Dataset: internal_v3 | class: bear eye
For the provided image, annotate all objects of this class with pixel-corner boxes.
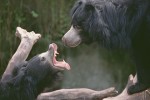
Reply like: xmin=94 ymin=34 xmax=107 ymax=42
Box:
xmin=78 ymin=1 xmax=82 ymax=5
xmin=41 ymin=57 xmax=46 ymax=61
xmin=74 ymin=25 xmax=81 ymax=30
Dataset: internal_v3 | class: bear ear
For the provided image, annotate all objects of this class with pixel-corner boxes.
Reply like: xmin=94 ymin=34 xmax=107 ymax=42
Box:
xmin=85 ymin=4 xmax=95 ymax=11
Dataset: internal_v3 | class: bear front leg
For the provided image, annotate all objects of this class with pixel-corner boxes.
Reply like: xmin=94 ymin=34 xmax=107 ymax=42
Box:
xmin=127 ymin=71 xmax=150 ymax=94
xmin=1 ymin=27 xmax=41 ymax=81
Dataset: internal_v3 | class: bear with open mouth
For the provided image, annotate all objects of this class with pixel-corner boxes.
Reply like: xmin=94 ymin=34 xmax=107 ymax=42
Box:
xmin=0 ymin=32 xmax=70 ymax=100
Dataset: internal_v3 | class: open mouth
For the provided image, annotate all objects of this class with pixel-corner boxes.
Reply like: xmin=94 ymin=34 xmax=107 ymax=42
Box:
xmin=49 ymin=43 xmax=70 ymax=70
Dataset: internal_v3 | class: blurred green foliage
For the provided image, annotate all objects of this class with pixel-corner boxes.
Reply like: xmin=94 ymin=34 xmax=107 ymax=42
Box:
xmin=0 ymin=0 xmax=75 ymax=75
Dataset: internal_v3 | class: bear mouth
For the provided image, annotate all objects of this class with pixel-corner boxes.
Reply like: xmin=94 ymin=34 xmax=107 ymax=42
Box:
xmin=50 ymin=43 xmax=70 ymax=70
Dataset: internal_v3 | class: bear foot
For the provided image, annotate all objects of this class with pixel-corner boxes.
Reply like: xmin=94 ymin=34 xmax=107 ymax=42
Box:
xmin=127 ymin=82 xmax=149 ymax=94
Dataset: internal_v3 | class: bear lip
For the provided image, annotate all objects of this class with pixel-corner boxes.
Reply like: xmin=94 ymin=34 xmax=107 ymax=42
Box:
xmin=50 ymin=43 xmax=70 ymax=70
xmin=66 ymin=40 xmax=81 ymax=47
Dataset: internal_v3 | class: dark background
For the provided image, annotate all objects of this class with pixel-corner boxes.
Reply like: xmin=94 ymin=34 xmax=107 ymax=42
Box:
xmin=0 ymin=0 xmax=135 ymax=92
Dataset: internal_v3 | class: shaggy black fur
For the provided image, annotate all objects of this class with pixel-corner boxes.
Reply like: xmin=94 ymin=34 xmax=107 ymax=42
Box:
xmin=70 ymin=0 xmax=150 ymax=94
xmin=0 ymin=54 xmax=63 ymax=100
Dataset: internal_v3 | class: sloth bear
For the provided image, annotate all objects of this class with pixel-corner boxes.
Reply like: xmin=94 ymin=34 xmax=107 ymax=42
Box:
xmin=62 ymin=0 xmax=150 ymax=94
xmin=0 ymin=43 xmax=70 ymax=100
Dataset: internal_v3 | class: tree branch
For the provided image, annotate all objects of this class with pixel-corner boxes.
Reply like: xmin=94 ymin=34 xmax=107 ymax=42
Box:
xmin=37 ymin=75 xmax=150 ymax=100
xmin=103 ymin=75 xmax=150 ymax=100
xmin=1 ymin=27 xmax=41 ymax=81
xmin=37 ymin=87 xmax=118 ymax=100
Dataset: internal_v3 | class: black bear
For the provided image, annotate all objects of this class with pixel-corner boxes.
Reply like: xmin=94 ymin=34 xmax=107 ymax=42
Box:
xmin=0 ymin=43 xmax=70 ymax=100
xmin=62 ymin=0 xmax=150 ymax=94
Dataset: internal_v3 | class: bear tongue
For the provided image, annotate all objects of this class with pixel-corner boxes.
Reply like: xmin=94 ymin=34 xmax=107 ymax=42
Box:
xmin=53 ymin=58 xmax=70 ymax=70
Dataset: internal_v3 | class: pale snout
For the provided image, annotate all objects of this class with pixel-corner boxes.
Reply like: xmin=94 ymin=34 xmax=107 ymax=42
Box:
xmin=62 ymin=26 xmax=82 ymax=47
